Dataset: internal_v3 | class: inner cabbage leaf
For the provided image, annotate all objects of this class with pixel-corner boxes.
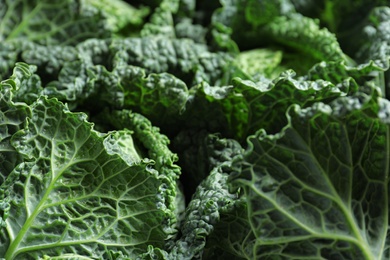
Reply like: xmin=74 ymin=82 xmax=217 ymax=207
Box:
xmin=228 ymin=92 xmax=390 ymax=259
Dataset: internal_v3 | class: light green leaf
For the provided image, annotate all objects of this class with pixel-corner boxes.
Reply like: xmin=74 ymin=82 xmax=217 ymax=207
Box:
xmin=235 ymin=48 xmax=285 ymax=79
xmin=1 ymin=97 xmax=172 ymax=259
xmin=0 ymin=0 xmax=110 ymax=45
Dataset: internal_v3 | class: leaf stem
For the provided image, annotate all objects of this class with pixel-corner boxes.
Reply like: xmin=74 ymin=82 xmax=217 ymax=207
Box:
xmin=4 ymin=173 xmax=54 ymax=260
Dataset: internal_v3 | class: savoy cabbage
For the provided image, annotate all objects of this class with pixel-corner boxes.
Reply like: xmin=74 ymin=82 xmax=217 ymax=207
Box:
xmin=0 ymin=0 xmax=389 ymax=259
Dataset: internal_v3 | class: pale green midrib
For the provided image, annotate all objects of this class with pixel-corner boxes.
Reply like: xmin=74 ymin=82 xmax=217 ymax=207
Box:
xmin=12 ymin=233 xmax=147 ymax=256
xmin=5 ymin=4 xmax=43 ymax=41
xmin=376 ymin=126 xmax=390 ymax=260
xmin=243 ymin=135 xmax=332 ymax=237
xmin=281 ymin=123 xmax=376 ymax=259
xmin=5 ymin=159 xmax=89 ymax=260
xmin=39 ymin=254 xmax=96 ymax=260
xmin=41 ymin=165 xmax=152 ymax=210
xmin=248 ymin=182 xmax=366 ymax=245
xmin=4 ymin=174 xmax=57 ymax=260
xmin=339 ymin=120 xmax=390 ymax=260
xmin=13 ymin=204 xmax=162 ymax=256
xmin=26 ymin=19 xmax=77 ymax=45
xmin=5 ymin=140 xmax=155 ymax=259
xmin=380 ymin=71 xmax=387 ymax=98
xmin=5 ymin=123 xmax=88 ymax=259
xmin=257 ymin=149 xmax=352 ymax=231
xmin=254 ymin=233 xmax=362 ymax=246
xmin=248 ymin=178 xmax=365 ymax=246
xmin=307 ymin=121 xmax=376 ymax=260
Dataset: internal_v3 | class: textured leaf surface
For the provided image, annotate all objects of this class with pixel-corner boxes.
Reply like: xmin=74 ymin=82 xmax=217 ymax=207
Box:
xmin=170 ymin=169 xmax=240 ymax=259
xmin=0 ymin=64 xmax=32 ymax=233
xmin=1 ymin=1 xmax=390 ymax=259
xmin=230 ymin=94 xmax=390 ymax=259
xmin=183 ymin=70 xmax=353 ymax=141
xmin=0 ymin=0 xmax=110 ymax=45
xmin=86 ymin=0 xmax=150 ymax=36
xmin=1 ymin=97 xmax=170 ymax=259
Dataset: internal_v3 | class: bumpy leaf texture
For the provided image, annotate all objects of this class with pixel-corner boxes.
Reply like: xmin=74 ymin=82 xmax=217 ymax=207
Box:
xmin=0 ymin=64 xmax=32 ymax=229
xmin=169 ymin=168 xmax=240 ymax=259
xmin=0 ymin=0 xmax=110 ymax=46
xmin=1 ymin=1 xmax=390 ymax=259
xmin=182 ymin=70 xmax=354 ymax=141
xmin=1 ymin=96 xmax=176 ymax=259
xmin=212 ymin=0 xmax=347 ymax=72
xmin=86 ymin=0 xmax=150 ymax=36
xmin=229 ymin=91 xmax=390 ymax=259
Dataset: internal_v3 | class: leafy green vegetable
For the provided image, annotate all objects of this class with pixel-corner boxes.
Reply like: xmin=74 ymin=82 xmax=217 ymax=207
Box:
xmin=1 ymin=0 xmax=390 ymax=259
xmin=228 ymin=91 xmax=390 ymax=259
xmin=0 ymin=64 xmax=181 ymax=259
xmin=180 ymin=70 xmax=355 ymax=141
xmin=87 ymin=0 xmax=150 ymax=36
xmin=0 ymin=0 xmax=110 ymax=46
xmin=4 ymin=99 xmax=166 ymax=259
